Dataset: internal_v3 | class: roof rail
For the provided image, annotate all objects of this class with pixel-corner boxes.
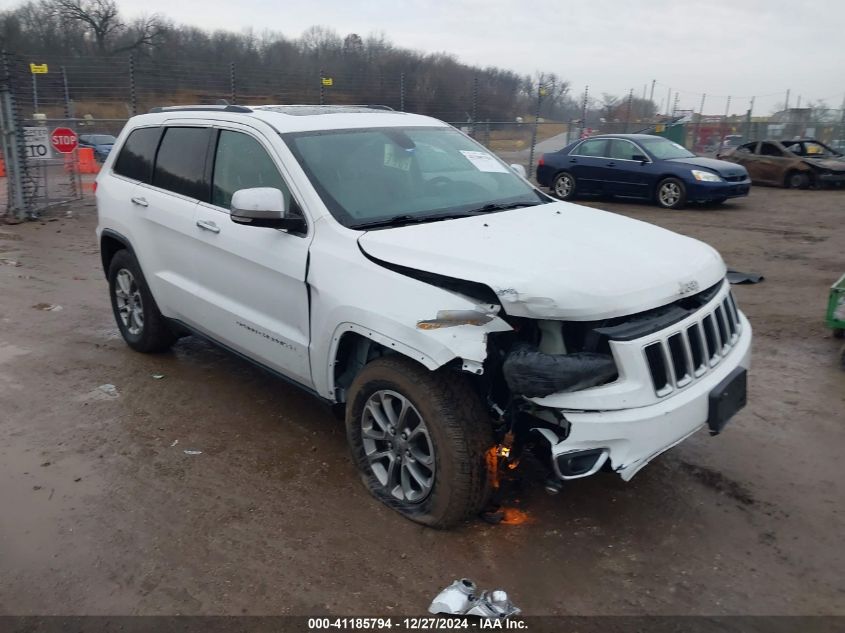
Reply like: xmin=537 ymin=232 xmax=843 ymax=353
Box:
xmin=148 ymin=104 xmax=252 ymax=114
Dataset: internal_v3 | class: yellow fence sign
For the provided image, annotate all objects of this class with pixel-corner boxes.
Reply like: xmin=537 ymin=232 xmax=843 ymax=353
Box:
xmin=29 ymin=63 xmax=48 ymax=74
xmin=321 ymin=77 xmax=333 ymax=86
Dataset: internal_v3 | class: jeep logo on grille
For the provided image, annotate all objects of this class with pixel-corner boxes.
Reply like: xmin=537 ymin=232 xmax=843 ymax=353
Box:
xmin=678 ymin=280 xmax=700 ymax=295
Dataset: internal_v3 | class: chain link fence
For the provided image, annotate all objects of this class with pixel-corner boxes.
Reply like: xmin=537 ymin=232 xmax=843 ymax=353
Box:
xmin=3 ymin=49 xmax=842 ymax=219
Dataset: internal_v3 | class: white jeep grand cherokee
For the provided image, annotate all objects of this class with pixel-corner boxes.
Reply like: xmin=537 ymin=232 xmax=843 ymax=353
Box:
xmin=96 ymin=104 xmax=751 ymax=527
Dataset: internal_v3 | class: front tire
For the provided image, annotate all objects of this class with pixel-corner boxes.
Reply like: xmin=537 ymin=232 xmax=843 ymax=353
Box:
xmin=108 ymin=250 xmax=177 ymax=353
xmin=656 ymin=177 xmax=687 ymax=209
xmin=551 ymin=171 xmax=576 ymax=200
xmin=345 ymin=356 xmax=493 ymax=528
xmin=785 ymin=170 xmax=810 ymax=189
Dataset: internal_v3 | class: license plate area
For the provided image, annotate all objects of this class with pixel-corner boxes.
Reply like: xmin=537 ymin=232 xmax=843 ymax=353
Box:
xmin=707 ymin=367 xmax=747 ymax=435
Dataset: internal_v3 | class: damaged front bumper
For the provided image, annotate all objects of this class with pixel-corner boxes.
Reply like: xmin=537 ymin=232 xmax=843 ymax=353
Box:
xmin=532 ymin=311 xmax=752 ymax=482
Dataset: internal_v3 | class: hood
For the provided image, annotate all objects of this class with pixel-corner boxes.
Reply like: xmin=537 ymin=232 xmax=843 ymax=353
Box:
xmin=358 ymin=202 xmax=726 ymax=320
xmin=667 ymin=156 xmax=747 ymax=177
xmin=805 ymin=157 xmax=845 ymax=171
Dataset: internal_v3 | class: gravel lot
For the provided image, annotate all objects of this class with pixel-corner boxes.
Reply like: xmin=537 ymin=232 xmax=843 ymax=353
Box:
xmin=0 ymin=186 xmax=843 ymax=616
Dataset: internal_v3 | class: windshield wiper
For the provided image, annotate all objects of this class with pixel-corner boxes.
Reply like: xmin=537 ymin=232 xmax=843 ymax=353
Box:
xmin=462 ymin=201 xmax=541 ymax=214
xmin=352 ymin=212 xmax=477 ymax=230
xmin=352 ymin=200 xmax=543 ymax=230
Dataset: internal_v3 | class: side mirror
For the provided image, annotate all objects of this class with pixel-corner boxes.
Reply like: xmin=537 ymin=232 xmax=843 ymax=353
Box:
xmin=510 ymin=164 xmax=527 ymax=178
xmin=631 ymin=154 xmax=648 ymax=163
xmin=230 ymin=187 xmax=306 ymax=232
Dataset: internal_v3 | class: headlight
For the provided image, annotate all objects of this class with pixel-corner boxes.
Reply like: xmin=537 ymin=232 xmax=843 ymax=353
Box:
xmin=692 ymin=169 xmax=722 ymax=182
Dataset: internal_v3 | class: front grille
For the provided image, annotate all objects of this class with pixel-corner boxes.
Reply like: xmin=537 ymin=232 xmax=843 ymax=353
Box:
xmin=724 ymin=174 xmax=747 ymax=182
xmin=644 ymin=290 xmax=742 ymax=397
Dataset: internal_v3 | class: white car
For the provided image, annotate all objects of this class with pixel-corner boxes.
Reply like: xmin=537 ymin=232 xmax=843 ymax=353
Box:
xmin=96 ymin=104 xmax=752 ymax=527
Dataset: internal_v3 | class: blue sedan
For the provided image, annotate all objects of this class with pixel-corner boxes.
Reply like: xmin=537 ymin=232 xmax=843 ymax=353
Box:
xmin=78 ymin=134 xmax=117 ymax=163
xmin=536 ymin=134 xmax=750 ymax=209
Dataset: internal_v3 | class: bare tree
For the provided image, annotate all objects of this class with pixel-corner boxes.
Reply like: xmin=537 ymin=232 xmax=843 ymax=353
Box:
xmin=600 ymin=93 xmax=620 ymax=121
xmin=49 ymin=0 xmax=122 ymax=54
xmin=111 ymin=13 xmax=166 ymax=54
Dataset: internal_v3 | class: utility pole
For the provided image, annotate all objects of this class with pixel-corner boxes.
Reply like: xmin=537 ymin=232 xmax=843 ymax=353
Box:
xmin=580 ymin=84 xmax=589 ymax=138
xmin=694 ymin=93 xmax=706 ymax=152
xmin=229 ymin=62 xmax=236 ymax=105
xmin=129 ymin=54 xmax=137 ymax=116
xmin=471 ymin=74 xmax=478 ymax=137
xmin=625 ymin=88 xmax=633 ymax=132
xmin=61 ymin=66 xmax=72 ymax=119
xmin=746 ymin=96 xmax=755 ymax=140
xmin=649 ymin=79 xmax=656 ymax=119
xmin=528 ymin=77 xmax=544 ymax=179
xmin=720 ymin=96 xmax=731 ymax=144
xmin=837 ymin=94 xmax=845 ymax=144
xmin=32 ymin=73 xmax=38 ymax=114
xmin=784 ymin=88 xmax=790 ymax=112
xmin=399 ymin=72 xmax=405 ymax=112
xmin=666 ymin=86 xmax=671 ymax=116
xmin=672 ymin=92 xmax=679 ymax=119
xmin=319 ymin=68 xmax=324 ymax=106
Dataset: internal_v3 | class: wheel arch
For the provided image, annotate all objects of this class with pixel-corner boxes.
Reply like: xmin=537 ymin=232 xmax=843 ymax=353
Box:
xmin=329 ymin=326 xmax=448 ymax=404
xmin=100 ymin=229 xmax=136 ymax=279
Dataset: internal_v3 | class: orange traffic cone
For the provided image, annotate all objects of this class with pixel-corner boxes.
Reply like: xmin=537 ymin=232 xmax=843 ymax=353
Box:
xmin=77 ymin=148 xmax=99 ymax=174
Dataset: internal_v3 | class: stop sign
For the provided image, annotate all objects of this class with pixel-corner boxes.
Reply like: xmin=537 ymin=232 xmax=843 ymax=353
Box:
xmin=50 ymin=127 xmax=78 ymax=154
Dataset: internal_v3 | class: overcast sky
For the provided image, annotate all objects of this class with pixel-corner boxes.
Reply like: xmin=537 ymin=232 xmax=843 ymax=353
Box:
xmin=112 ymin=0 xmax=845 ymax=115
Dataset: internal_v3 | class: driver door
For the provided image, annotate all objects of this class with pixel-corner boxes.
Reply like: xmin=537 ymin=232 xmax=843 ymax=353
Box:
xmin=191 ymin=125 xmax=314 ymax=387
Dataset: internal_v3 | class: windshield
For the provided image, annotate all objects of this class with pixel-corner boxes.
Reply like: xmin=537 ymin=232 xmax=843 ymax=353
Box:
xmin=783 ymin=140 xmax=841 ymax=158
xmin=638 ymin=137 xmax=696 ymax=160
xmin=284 ymin=126 xmax=545 ymax=228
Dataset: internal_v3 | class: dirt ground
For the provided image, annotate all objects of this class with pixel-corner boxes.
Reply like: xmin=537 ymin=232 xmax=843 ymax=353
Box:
xmin=0 ymin=186 xmax=843 ymax=617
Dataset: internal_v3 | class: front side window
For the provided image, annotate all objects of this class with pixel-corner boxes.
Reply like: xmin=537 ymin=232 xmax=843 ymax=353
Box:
xmin=113 ymin=127 xmax=162 ymax=183
xmin=637 ymin=137 xmax=695 ymax=160
xmin=285 ymin=126 xmax=545 ymax=228
xmin=573 ymin=138 xmax=608 ymax=157
xmin=608 ymin=139 xmax=643 ymax=160
xmin=212 ymin=130 xmax=293 ymax=210
xmin=783 ymin=140 xmax=836 ymax=157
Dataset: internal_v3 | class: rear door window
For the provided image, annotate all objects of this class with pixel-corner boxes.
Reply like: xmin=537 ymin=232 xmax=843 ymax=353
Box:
xmin=759 ymin=142 xmax=784 ymax=157
xmin=113 ymin=127 xmax=162 ymax=183
xmin=573 ymin=138 xmax=608 ymax=157
xmin=151 ymin=127 xmax=211 ymax=200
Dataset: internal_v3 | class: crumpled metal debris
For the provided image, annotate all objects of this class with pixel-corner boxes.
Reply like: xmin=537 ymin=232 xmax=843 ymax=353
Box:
xmin=428 ymin=578 xmax=520 ymax=619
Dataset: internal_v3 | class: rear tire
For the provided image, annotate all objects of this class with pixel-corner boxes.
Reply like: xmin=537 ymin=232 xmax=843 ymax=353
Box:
xmin=785 ymin=170 xmax=810 ymax=189
xmin=108 ymin=250 xmax=177 ymax=353
xmin=551 ymin=171 xmax=576 ymax=200
xmin=656 ymin=177 xmax=687 ymax=209
xmin=345 ymin=356 xmax=493 ymax=528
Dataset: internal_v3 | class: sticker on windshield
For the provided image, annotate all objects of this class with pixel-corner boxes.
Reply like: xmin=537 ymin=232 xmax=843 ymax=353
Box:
xmin=384 ymin=144 xmax=413 ymax=171
xmin=459 ymin=150 xmax=509 ymax=173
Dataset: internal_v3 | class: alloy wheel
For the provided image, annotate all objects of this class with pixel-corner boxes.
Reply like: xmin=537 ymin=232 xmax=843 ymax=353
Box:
xmin=114 ymin=268 xmax=144 ymax=335
xmin=360 ymin=390 xmax=436 ymax=503
xmin=554 ymin=174 xmax=573 ymax=198
xmin=659 ymin=182 xmax=681 ymax=207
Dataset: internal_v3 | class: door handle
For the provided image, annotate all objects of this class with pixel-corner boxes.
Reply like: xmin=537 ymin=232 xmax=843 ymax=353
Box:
xmin=130 ymin=196 xmax=148 ymax=207
xmin=569 ymin=158 xmax=577 ymax=163
xmin=196 ymin=219 xmax=220 ymax=234
xmin=606 ymin=161 xmax=616 ymax=167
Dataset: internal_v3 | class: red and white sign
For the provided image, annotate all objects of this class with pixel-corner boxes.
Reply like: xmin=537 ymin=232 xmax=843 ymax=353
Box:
xmin=50 ymin=127 xmax=78 ymax=154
